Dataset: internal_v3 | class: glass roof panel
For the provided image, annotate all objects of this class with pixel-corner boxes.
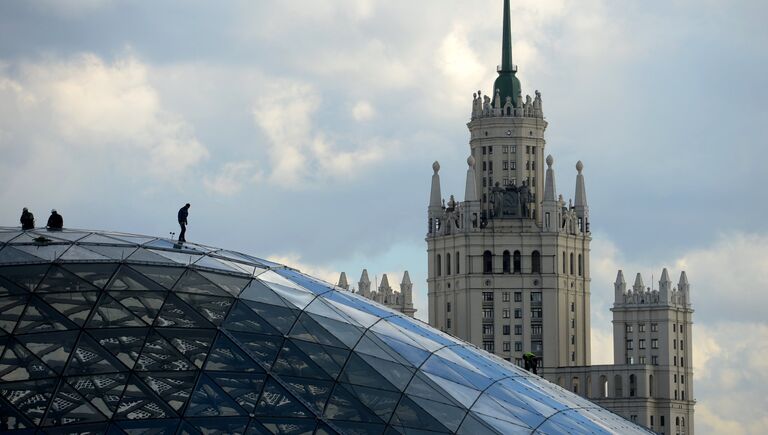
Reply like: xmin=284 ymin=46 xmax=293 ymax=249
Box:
xmin=58 ymin=245 xmax=111 ymax=261
xmin=75 ymin=244 xmax=138 ymax=261
xmin=13 ymin=244 xmax=69 ymax=262
xmin=186 ymin=374 xmax=248 ymax=417
xmin=40 ymin=230 xmax=91 ymax=242
xmin=148 ymin=249 xmax=204 ymax=266
xmin=256 ymin=271 xmax=316 ymax=310
xmin=193 ymin=256 xmax=247 ymax=275
xmin=78 ymin=233 xmax=136 ymax=245
xmin=0 ymin=230 xmax=22 ymax=243
xmin=128 ymin=265 xmax=184 ymax=290
xmin=0 ymin=246 xmax=45 ymax=265
xmin=126 ymin=248 xmax=178 ymax=265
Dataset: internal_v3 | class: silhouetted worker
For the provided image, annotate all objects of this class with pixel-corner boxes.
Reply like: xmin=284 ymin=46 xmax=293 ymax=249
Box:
xmin=177 ymin=203 xmax=190 ymax=242
xmin=523 ymin=352 xmax=538 ymax=375
xmin=20 ymin=208 xmax=34 ymax=230
xmin=47 ymin=209 xmax=63 ymax=230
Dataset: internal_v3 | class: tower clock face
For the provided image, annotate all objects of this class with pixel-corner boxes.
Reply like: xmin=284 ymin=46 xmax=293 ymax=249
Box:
xmin=506 ymin=130 xmax=512 ymax=136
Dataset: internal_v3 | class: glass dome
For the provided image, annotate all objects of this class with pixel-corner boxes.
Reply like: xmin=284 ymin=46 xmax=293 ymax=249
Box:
xmin=0 ymin=227 xmax=652 ymax=434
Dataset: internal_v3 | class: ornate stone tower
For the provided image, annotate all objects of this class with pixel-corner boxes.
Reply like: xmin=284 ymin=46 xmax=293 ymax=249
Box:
xmin=426 ymin=0 xmax=591 ymax=369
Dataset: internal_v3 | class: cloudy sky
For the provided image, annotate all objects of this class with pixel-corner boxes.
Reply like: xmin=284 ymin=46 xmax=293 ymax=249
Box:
xmin=1 ymin=0 xmax=766 ymax=432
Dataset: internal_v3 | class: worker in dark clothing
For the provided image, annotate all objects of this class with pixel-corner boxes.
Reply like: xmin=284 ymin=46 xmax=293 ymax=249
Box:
xmin=20 ymin=208 xmax=35 ymax=230
xmin=523 ymin=352 xmax=538 ymax=375
xmin=47 ymin=209 xmax=63 ymax=230
xmin=177 ymin=203 xmax=190 ymax=242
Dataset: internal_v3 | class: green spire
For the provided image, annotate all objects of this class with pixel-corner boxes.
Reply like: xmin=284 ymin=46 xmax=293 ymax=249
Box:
xmin=493 ymin=0 xmax=521 ymax=107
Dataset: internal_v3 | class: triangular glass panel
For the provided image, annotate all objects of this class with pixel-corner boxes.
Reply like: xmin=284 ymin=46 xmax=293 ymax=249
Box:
xmin=86 ymin=328 xmax=149 ymax=370
xmin=153 ymin=293 xmax=214 ymax=329
xmin=0 ymin=246 xmax=43 ymax=265
xmin=102 ymin=233 xmax=156 ymax=245
xmin=157 ymin=328 xmax=216 ymax=369
xmin=0 ymin=264 xmax=50 ymax=291
xmin=239 ymin=280 xmax=291 ymax=308
xmin=358 ymin=353 xmax=415 ymax=392
xmin=390 ymin=395 xmax=450 ymax=433
xmin=107 ymin=266 xmax=165 ymax=291
xmin=126 ymin=248 xmax=177 ymax=265
xmin=148 ymin=249 xmax=203 ymax=266
xmin=280 ymin=375 xmax=333 ymax=415
xmin=290 ymin=339 xmax=349 ymax=379
xmin=241 ymin=300 xmax=299 ymax=335
xmin=0 ymin=295 xmax=30 ymax=333
xmin=373 ymin=333 xmax=431 ymax=367
xmin=6 ymin=233 xmax=43 ymax=245
xmin=256 ymin=418 xmax=317 ymax=435
xmin=192 ymin=256 xmax=246 ymax=275
xmin=114 ymin=373 xmax=177 ymax=420
xmin=0 ymin=394 xmax=34 ymax=429
xmin=423 ymin=372 xmax=482 ymax=409
xmin=196 ymin=270 xmax=251 ymax=297
xmin=78 ymin=233 xmax=135 ymax=245
xmin=253 ymin=377 xmax=311 ymax=418
xmin=187 ymin=417 xmax=250 ymax=435
xmin=203 ymin=333 xmax=263 ymax=373
xmin=66 ymin=373 xmax=129 ymax=419
xmin=175 ymin=293 xmax=233 ymax=326
xmin=408 ymin=395 xmax=467 ymax=433
xmin=339 ymin=352 xmax=399 ymax=392
xmin=17 ymin=330 xmax=78 ymax=374
xmin=0 ymin=276 xmax=27 ymax=296
xmin=39 ymin=231 xmax=88 ymax=242
xmin=327 ymin=421 xmax=387 ymax=435
xmin=38 ymin=291 xmax=100 ymax=328
xmin=0 ymin=337 xmax=57 ymax=381
xmin=354 ymin=333 xmax=410 ymax=366
xmin=171 ymin=270 xmax=229 ymax=297
xmin=36 ymin=265 xmax=98 ymax=293
xmin=137 ymin=371 xmax=196 ymax=412
xmin=65 ymin=333 xmax=128 ymax=375
xmin=176 ymin=420 xmax=203 ymax=435
xmin=324 ymin=383 xmax=386 ymax=424
xmin=45 ymin=422 xmax=111 ymax=435
xmin=0 ymin=377 xmax=57 ymax=425
xmin=13 ymin=244 xmax=69 ymax=262
xmin=63 ymin=263 xmax=119 ymax=289
xmin=206 ymin=372 xmax=266 ymax=415
xmin=186 ymin=374 xmax=247 ymax=417
xmin=116 ymin=418 xmax=181 ymax=434
xmin=457 ymin=412 xmax=503 ymax=435
xmin=43 ymin=381 xmax=108 ymax=427
xmin=256 ymin=271 xmax=316 ymax=309
xmin=243 ymin=419 xmax=271 ymax=435
xmin=274 ymin=269 xmax=335 ymax=296
xmin=341 ymin=383 xmax=402 ymax=423
xmin=221 ymin=301 xmax=282 ymax=336
xmin=59 ymin=245 xmax=110 ymax=262
xmin=14 ymin=295 xmax=78 ymax=333
xmin=288 ymin=313 xmax=347 ymax=349
xmin=227 ymin=331 xmax=282 ymax=369
xmin=271 ymin=340 xmax=333 ymax=381
xmin=80 ymin=244 xmax=138 ymax=262
xmin=108 ymin=291 xmax=167 ymax=326
xmin=135 ymin=330 xmax=196 ymax=372
xmin=86 ymin=293 xmax=147 ymax=328
xmin=0 ymin=230 xmax=22 ymax=243
xmin=128 ymin=265 xmax=184 ymax=290
xmin=209 ymin=256 xmax=263 ymax=276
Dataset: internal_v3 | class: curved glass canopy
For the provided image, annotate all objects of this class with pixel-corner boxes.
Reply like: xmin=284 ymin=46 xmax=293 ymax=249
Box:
xmin=0 ymin=227 xmax=652 ymax=434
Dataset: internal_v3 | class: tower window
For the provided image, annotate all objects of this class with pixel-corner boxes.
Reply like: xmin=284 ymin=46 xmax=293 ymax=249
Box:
xmin=513 ymin=251 xmax=521 ymax=273
xmin=562 ymin=252 xmax=566 ymax=273
xmin=436 ymin=254 xmax=441 ymax=276
xmin=531 ymin=251 xmax=541 ymax=273
xmin=511 ymin=162 xmax=516 ymax=170
xmin=482 ymin=146 xmax=487 ymax=155
xmin=446 ymin=253 xmax=451 ymax=276
xmin=446 ymin=302 xmax=451 ymax=312
xmin=570 ymin=253 xmax=574 ymax=274
xmin=456 ymin=251 xmax=460 ymax=274
xmin=503 ymin=250 xmax=511 ymax=273
xmin=483 ymin=251 xmax=493 ymax=274
xmin=488 ymin=146 xmax=493 ymax=154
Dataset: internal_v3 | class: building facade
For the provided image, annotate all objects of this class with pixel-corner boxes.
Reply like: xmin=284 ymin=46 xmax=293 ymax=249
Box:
xmin=336 ymin=270 xmax=416 ymax=317
xmin=426 ymin=1 xmax=694 ymax=433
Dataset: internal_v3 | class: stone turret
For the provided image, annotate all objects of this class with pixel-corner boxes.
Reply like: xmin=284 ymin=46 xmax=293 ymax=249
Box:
xmin=659 ymin=268 xmax=672 ymax=303
xmin=615 ymin=270 xmax=627 ymax=302
xmin=678 ymin=271 xmax=690 ymax=306
xmin=358 ymin=269 xmax=371 ymax=298
xmin=542 ymin=155 xmax=559 ymax=232
xmin=574 ymin=161 xmax=589 ymax=233
xmin=400 ymin=271 xmax=413 ymax=306
xmin=428 ymin=161 xmax=443 ymax=236
xmin=337 ymin=272 xmax=349 ymax=290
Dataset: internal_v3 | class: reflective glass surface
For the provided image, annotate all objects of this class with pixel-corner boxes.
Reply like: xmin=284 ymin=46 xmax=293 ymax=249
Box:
xmin=0 ymin=227 xmax=652 ymax=434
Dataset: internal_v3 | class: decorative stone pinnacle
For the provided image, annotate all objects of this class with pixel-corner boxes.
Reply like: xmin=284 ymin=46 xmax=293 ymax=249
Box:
xmin=467 ymin=156 xmax=476 ymax=168
xmin=546 ymin=155 xmax=554 ymax=168
xmin=576 ymin=160 xmax=584 ymax=174
xmin=432 ymin=161 xmax=440 ymax=174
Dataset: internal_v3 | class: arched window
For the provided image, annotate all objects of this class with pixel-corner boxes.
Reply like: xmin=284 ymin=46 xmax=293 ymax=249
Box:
xmin=570 ymin=253 xmax=574 ymax=275
xmin=629 ymin=374 xmax=636 ymax=397
xmin=483 ymin=251 xmax=493 ymax=274
xmin=600 ymin=376 xmax=608 ymax=398
xmin=649 ymin=375 xmax=654 ymax=397
xmin=586 ymin=376 xmax=592 ymax=397
xmin=578 ymin=254 xmax=583 ymax=276
xmin=502 ymin=250 xmax=511 ymax=273
xmin=446 ymin=253 xmax=451 ymax=276
xmin=562 ymin=251 xmax=566 ymax=273
xmin=682 ymin=417 xmax=685 ymax=427
xmin=513 ymin=250 xmax=521 ymax=273
xmin=455 ymin=251 xmax=460 ymax=275
xmin=436 ymin=254 xmax=442 ymax=277
xmin=614 ymin=375 xmax=623 ymax=398
xmin=676 ymin=417 xmax=680 ymax=426
xmin=532 ymin=251 xmax=541 ymax=273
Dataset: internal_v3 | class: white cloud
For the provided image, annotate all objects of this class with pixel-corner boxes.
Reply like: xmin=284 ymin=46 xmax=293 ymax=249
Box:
xmin=252 ymin=81 xmax=393 ymax=188
xmin=0 ymin=53 xmax=208 ymax=198
xmin=203 ymin=161 xmax=262 ymax=196
xmin=351 ymin=100 xmax=375 ymax=121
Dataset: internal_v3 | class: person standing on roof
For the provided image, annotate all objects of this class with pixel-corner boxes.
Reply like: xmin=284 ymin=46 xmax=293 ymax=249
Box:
xmin=177 ymin=203 xmax=190 ymax=242
xmin=523 ymin=352 xmax=538 ymax=375
xmin=47 ymin=209 xmax=63 ymax=230
xmin=20 ymin=208 xmax=35 ymax=230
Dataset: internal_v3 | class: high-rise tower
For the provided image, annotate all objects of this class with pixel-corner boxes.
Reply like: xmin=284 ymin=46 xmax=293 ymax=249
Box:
xmin=427 ymin=0 xmax=591 ymax=369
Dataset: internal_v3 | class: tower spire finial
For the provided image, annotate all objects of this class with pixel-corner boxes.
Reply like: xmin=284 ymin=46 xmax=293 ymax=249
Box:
xmin=493 ymin=0 xmax=522 ymax=107
xmin=501 ymin=0 xmax=513 ymax=72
